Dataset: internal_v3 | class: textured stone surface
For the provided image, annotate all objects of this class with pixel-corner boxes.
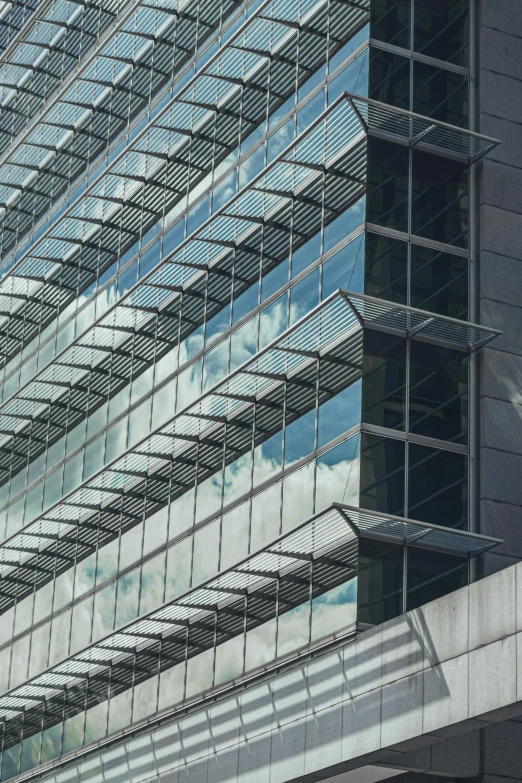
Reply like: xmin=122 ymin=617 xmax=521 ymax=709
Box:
xmin=479 ymin=1 xmax=522 ymax=575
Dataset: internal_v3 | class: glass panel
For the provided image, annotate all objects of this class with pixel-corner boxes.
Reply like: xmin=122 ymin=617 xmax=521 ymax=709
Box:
xmin=284 ymin=409 xmax=315 ymax=468
xmin=358 ymin=539 xmax=403 ymax=625
xmin=364 ymin=232 xmax=408 ymax=304
xmin=318 ymin=381 xmax=362 ymax=448
xmin=215 ymin=633 xmax=244 ymax=685
xmin=408 ymin=443 xmax=468 ymax=528
xmin=406 ymin=547 xmax=467 ymax=611
xmin=367 ymin=139 xmax=409 ymax=232
xmin=360 ymin=434 xmax=405 ymax=516
xmin=414 ymin=0 xmax=469 ymax=66
xmin=410 ymin=243 xmax=468 ymax=319
xmin=409 ymin=342 xmax=468 ymax=444
xmin=322 ymin=233 xmax=365 ymax=299
xmin=220 ymin=503 xmax=249 ymax=571
xmin=282 ymin=461 xmax=315 ymax=533
xmin=250 ymin=483 xmax=281 ymax=552
xmin=370 ymin=0 xmax=411 ymax=49
xmin=277 ymin=599 xmax=310 ymax=657
xmin=323 ymin=197 xmax=366 ymax=257
xmin=412 ymin=150 xmax=468 ymax=248
xmin=311 ymin=577 xmax=357 ymax=642
xmin=369 ymin=48 xmax=410 ymax=110
xmin=315 ymin=435 xmax=361 ymax=513
xmin=413 ymin=61 xmax=468 ymax=128
xmin=362 ymin=332 xmax=406 ymax=430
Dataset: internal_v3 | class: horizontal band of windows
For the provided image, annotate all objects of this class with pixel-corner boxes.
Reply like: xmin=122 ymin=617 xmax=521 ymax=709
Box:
xmin=0 ymin=503 xmax=499 ymax=758
xmin=0 ymin=95 xmax=497 ymax=490
xmin=0 ymin=0 xmax=368 ymax=372
xmin=0 ymin=0 xmax=248 ymax=268
xmin=0 ymin=290 xmax=498 ymax=617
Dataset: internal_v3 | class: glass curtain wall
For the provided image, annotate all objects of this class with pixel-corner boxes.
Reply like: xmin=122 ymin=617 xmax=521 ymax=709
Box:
xmin=0 ymin=0 xmax=500 ymax=779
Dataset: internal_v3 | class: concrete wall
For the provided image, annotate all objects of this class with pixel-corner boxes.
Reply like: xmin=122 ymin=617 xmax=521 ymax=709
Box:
xmin=478 ymin=0 xmax=522 ymax=574
xmin=32 ymin=564 xmax=522 ymax=783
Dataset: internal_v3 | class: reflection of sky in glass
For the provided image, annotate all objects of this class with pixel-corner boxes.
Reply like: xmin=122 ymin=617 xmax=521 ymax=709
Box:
xmin=312 ymin=577 xmax=357 ymax=641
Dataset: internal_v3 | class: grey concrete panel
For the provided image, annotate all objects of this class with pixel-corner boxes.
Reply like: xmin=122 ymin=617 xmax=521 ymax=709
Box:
xmin=304 ymin=702 xmax=343 ymax=774
xmin=422 ymin=656 xmax=468 ymax=735
xmin=483 ymin=720 xmax=522 ymax=777
xmin=479 ymin=70 xmax=522 ymax=125
xmin=237 ymin=734 xmax=271 ymax=783
xmin=381 ymin=612 xmax=424 ymax=687
xmin=480 ymin=347 xmax=522 ymax=405
xmin=468 ymin=636 xmax=517 ymax=718
xmin=270 ymin=716 xmax=306 ymax=783
xmin=481 ymin=551 xmax=520 ymax=578
xmin=516 ymin=562 xmax=522 ymax=633
xmin=209 ymin=698 xmax=241 ymax=755
xmin=480 ymin=206 xmax=522 ymax=261
xmin=479 ymin=114 xmax=522 ymax=169
xmin=469 ymin=567 xmax=516 ymax=649
xmin=207 ymin=747 xmax=239 ymax=783
xmin=479 ymin=26 xmax=522 ymax=81
xmin=239 ymin=681 xmax=273 ymax=742
xmin=480 ymin=500 xmax=522 ymax=559
xmin=480 ymin=446 xmax=522 ymax=506
xmin=344 ymin=624 xmax=383 ymax=698
xmin=381 ymin=673 xmax=424 ymax=749
xmin=480 ymin=0 xmax=522 ymax=38
xmin=306 ymin=649 xmax=345 ymax=715
xmin=480 ymin=251 xmax=522 ymax=309
xmin=271 ymin=665 xmax=308 ymax=729
xmin=428 ymin=731 xmax=482 ymax=778
xmin=480 ymin=396 xmax=522 ymax=454
xmin=420 ymin=587 xmax=469 ymax=667
xmin=341 ymin=689 xmax=382 ymax=760
xmin=481 ymin=161 xmax=522 ymax=214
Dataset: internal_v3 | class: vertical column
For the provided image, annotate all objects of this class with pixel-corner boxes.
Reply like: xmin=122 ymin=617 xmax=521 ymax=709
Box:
xmin=478 ymin=0 xmax=522 ymax=573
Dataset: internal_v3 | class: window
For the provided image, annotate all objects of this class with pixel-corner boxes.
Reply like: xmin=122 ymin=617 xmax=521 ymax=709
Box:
xmin=362 ymin=331 xmax=406 ymax=430
xmin=360 ymin=433 xmax=405 ymax=516
xmin=409 ymin=342 xmax=468 ymax=444
xmin=410 ymin=243 xmax=468 ymax=319
xmin=358 ymin=538 xmax=403 ymax=625
xmin=412 ymin=150 xmax=468 ymax=248
xmin=367 ymin=139 xmax=409 ymax=232
xmin=408 ymin=443 xmax=468 ymax=528
xmin=364 ymin=232 xmax=408 ymax=305
xmin=414 ymin=0 xmax=469 ymax=67
xmin=369 ymin=48 xmax=410 ymax=110
xmin=414 ymin=61 xmax=468 ymax=128
xmin=406 ymin=547 xmax=467 ymax=611
xmin=370 ymin=0 xmax=410 ymax=49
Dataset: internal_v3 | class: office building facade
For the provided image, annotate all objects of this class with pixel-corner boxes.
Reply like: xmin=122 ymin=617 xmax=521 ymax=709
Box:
xmin=0 ymin=1 xmax=520 ymax=782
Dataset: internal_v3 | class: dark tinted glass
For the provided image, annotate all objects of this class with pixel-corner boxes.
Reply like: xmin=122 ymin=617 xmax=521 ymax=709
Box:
xmin=369 ymin=47 xmax=410 ymax=110
xmin=360 ymin=433 xmax=405 ymax=515
xmin=409 ymin=342 xmax=468 ymax=444
xmin=408 ymin=444 xmax=467 ymax=528
xmin=414 ymin=0 xmax=469 ymax=67
xmin=370 ymin=0 xmax=410 ymax=49
xmin=406 ymin=547 xmax=467 ymax=611
xmin=411 ymin=150 xmax=468 ymax=248
xmin=414 ymin=61 xmax=468 ymax=128
xmin=367 ymin=139 xmax=409 ymax=232
xmin=358 ymin=538 xmax=403 ymax=625
xmin=410 ymin=243 xmax=468 ymax=320
xmin=362 ymin=331 xmax=406 ymax=430
xmin=365 ymin=232 xmax=408 ymax=304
